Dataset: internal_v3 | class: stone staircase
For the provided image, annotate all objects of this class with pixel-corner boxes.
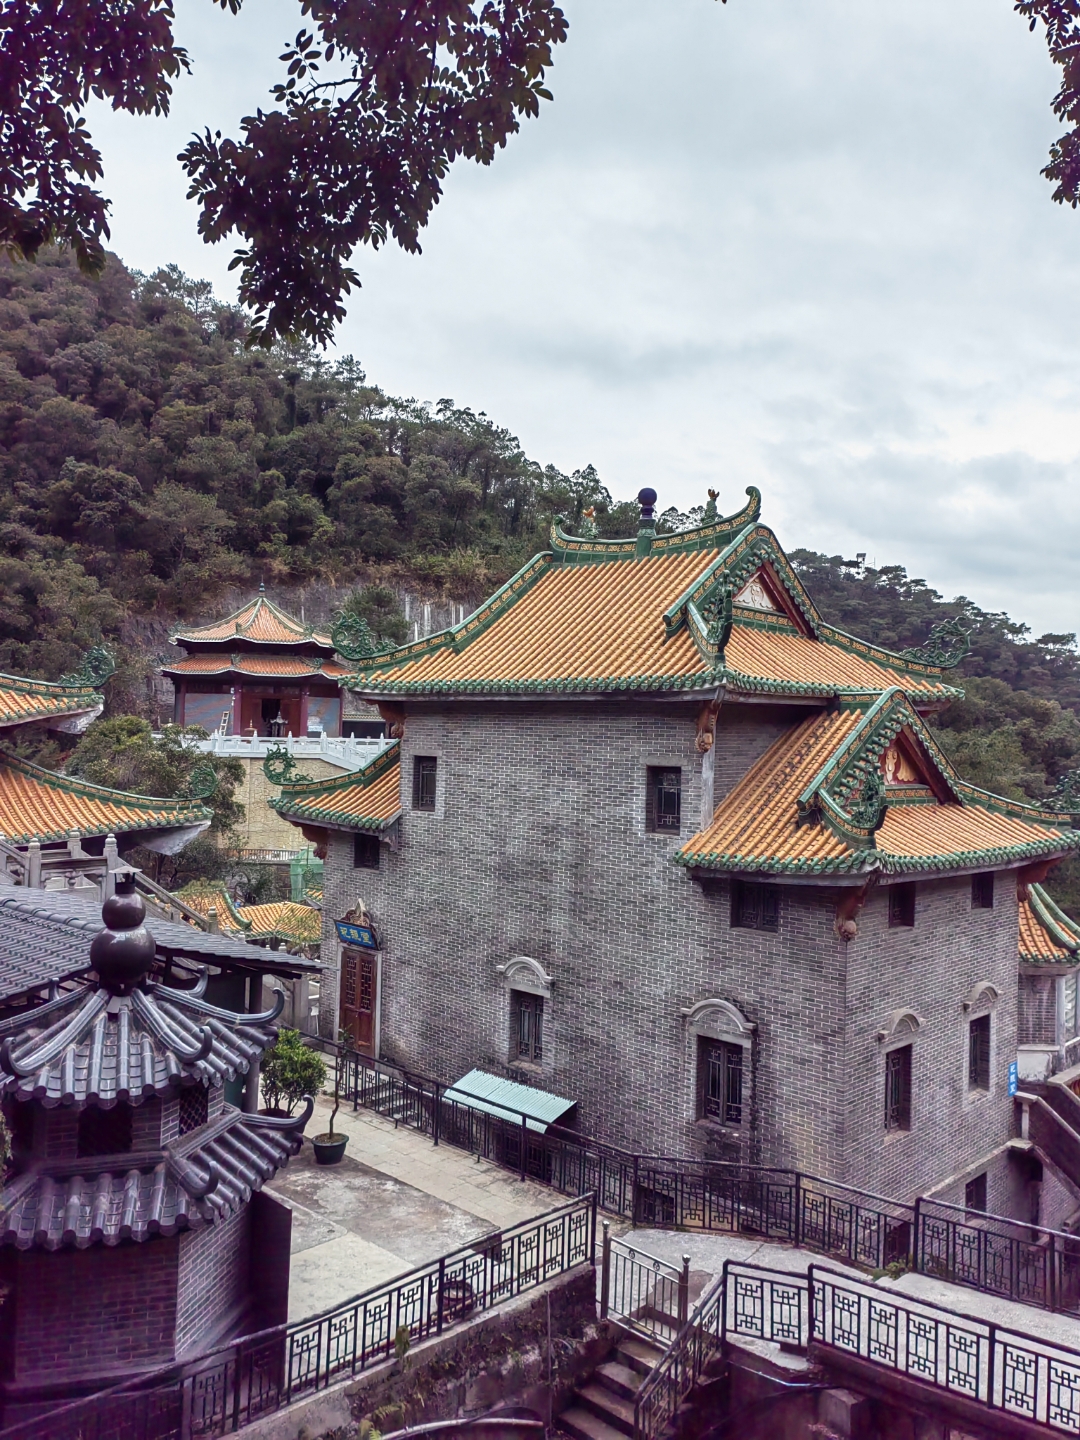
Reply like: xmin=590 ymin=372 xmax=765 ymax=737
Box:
xmin=557 ymin=1331 xmax=666 ymax=1440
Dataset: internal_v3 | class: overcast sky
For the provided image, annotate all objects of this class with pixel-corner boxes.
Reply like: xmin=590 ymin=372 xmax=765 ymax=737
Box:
xmin=87 ymin=0 xmax=1080 ymax=636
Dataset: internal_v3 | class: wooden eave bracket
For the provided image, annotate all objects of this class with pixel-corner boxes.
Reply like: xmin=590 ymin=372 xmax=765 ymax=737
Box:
xmin=835 ymin=874 xmax=878 ymax=942
xmin=377 ymin=703 xmax=405 ymax=739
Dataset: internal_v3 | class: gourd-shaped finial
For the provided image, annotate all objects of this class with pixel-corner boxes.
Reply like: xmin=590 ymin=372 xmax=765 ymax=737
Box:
xmin=90 ymin=874 xmax=156 ymax=995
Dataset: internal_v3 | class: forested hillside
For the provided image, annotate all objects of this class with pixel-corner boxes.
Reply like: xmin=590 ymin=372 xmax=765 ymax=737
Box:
xmin=3 ymin=246 xmax=1080 ymax=907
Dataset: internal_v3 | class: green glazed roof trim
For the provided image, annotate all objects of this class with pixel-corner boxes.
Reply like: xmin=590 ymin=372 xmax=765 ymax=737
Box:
xmin=1028 ymin=883 xmax=1080 ymax=955
xmin=275 ymin=740 xmax=400 ymax=797
xmin=176 ymin=882 xmax=252 ymax=931
xmin=550 ymin=487 xmax=761 ymax=562
xmin=270 ymin=741 xmax=401 ymax=831
xmin=676 ymin=830 xmax=1079 ymax=877
xmin=0 ymin=671 xmax=102 ymax=721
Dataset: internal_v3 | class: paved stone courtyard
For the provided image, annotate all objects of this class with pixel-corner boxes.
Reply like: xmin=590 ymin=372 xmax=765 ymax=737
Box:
xmin=267 ymin=1096 xmax=558 ymax=1320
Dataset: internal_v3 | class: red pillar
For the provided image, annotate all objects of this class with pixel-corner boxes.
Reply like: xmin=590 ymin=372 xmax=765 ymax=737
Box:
xmin=300 ymin=687 xmax=309 ymax=737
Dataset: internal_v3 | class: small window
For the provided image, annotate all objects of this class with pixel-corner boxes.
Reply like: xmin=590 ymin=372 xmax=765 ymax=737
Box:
xmin=178 ymin=1085 xmax=209 ymax=1137
xmin=353 ymin=832 xmax=381 ymax=869
xmin=731 ymin=881 xmax=779 ymax=932
xmin=968 ymin=1014 xmax=991 ymax=1091
xmin=77 ymin=1104 xmax=133 ymax=1158
xmin=971 ymin=873 xmax=994 ymax=909
xmin=512 ymin=991 xmax=544 ymax=1064
xmin=698 ymin=1038 xmax=744 ymax=1126
xmin=413 ymin=756 xmax=438 ymax=811
xmin=965 ymin=1172 xmax=988 ymax=1213
xmin=646 ymin=767 xmax=682 ymax=833
xmin=884 ymin=1045 xmax=912 ymax=1131
xmin=889 ymin=884 xmax=916 ymax=928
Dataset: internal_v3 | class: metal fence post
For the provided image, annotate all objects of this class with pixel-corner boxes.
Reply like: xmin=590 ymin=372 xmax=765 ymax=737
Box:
xmin=794 ymin=1172 xmax=803 ymax=1249
xmin=520 ymin=1112 xmax=528 ymax=1181
xmin=600 ymin=1221 xmax=612 ymax=1318
xmin=1050 ymin=1231 xmax=1060 ymax=1313
xmin=632 ymin=1154 xmax=640 ymax=1225
xmin=591 ymin=1190 xmax=599 ymax=1265
xmin=678 ymin=1254 xmax=690 ymax=1327
xmin=436 ymin=1257 xmax=446 ymax=1335
xmin=433 ymin=1083 xmax=441 ymax=1148
xmin=912 ymin=1196 xmax=922 ymax=1276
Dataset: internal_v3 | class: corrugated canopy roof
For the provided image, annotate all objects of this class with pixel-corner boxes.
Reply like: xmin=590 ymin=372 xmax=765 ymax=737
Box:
xmin=443 ymin=1068 xmax=576 ymax=1133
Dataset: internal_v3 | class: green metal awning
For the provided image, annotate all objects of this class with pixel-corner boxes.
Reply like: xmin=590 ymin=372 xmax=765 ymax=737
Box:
xmin=442 ymin=1068 xmax=576 ymax=1133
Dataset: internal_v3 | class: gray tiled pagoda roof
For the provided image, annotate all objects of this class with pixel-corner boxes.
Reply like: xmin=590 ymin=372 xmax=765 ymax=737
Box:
xmin=0 ymin=982 xmax=280 ymax=1107
xmin=0 ymin=906 xmax=92 ymax=1000
xmin=0 ymin=880 xmax=319 ymax=980
xmin=0 ymin=1104 xmax=308 ymax=1249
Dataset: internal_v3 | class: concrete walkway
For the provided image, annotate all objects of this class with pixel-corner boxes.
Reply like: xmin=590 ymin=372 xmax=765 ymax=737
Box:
xmin=621 ymin=1226 xmax=1080 ymax=1354
xmin=265 ymin=1096 xmax=560 ymax=1321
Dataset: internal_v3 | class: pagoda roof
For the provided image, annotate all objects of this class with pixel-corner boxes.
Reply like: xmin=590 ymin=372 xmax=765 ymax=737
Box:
xmin=176 ymin=884 xmax=321 ymax=947
xmin=0 ymin=750 xmax=211 ymax=846
xmin=0 ymin=1105 xmax=307 ymax=1249
xmin=1019 ymin=883 xmax=1080 ymax=966
xmin=0 ymin=976 xmax=281 ymax=1107
xmin=270 ymin=742 xmax=401 ymax=833
xmin=172 ymin=593 xmax=333 ymax=652
xmin=0 ymin=671 xmax=103 ymax=733
xmin=677 ymin=689 xmax=1079 ymax=879
xmin=0 ymin=879 xmax=319 ymax=981
xmin=163 ymin=653 xmax=349 ymax=681
xmin=342 ymin=492 xmax=961 ymax=705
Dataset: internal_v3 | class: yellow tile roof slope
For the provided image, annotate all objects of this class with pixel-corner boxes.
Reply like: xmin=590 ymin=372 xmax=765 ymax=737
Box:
xmin=176 ymin=883 xmax=248 ymax=931
xmin=0 ymin=752 xmax=212 ymax=845
xmin=0 ymin=675 xmax=103 ymax=732
xmin=237 ymin=901 xmax=321 ymax=946
xmin=1019 ymin=884 xmax=1080 ymax=965
xmin=678 ymin=702 xmax=1077 ymax=878
xmin=173 ymin=592 xmax=332 ymax=650
xmin=270 ymin=742 xmax=401 ymax=833
xmin=344 ymin=498 xmax=959 ymax=702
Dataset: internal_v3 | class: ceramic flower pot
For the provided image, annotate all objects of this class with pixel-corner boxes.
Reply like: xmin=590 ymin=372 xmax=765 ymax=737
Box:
xmin=312 ymin=1132 xmax=348 ymax=1165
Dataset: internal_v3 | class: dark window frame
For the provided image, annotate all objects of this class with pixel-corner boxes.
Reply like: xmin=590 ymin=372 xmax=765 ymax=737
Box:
xmin=968 ymin=1013 xmax=991 ymax=1091
xmin=884 ymin=1044 xmax=913 ymax=1131
xmin=971 ymin=873 xmax=995 ymax=909
xmin=697 ymin=1036 xmax=745 ymax=1127
xmin=965 ymin=1172 xmax=988 ymax=1213
xmin=646 ymin=766 xmax=682 ymax=834
xmin=178 ymin=1085 xmax=209 ymax=1137
xmin=888 ymin=884 xmax=916 ymax=928
xmin=77 ymin=1103 xmax=134 ymax=1158
xmin=353 ymin=832 xmax=381 ymax=870
xmin=512 ymin=990 xmax=544 ymax=1065
xmin=413 ymin=755 xmax=438 ymax=811
xmin=731 ymin=881 xmax=779 ymax=932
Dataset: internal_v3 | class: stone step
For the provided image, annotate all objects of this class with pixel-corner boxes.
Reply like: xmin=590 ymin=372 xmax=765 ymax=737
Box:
xmin=558 ymin=1407 xmax=629 ymax=1440
xmin=594 ymin=1360 xmax=645 ymax=1402
xmin=577 ymin=1382 xmax=636 ymax=1436
xmin=614 ymin=1334 xmax=666 ymax=1377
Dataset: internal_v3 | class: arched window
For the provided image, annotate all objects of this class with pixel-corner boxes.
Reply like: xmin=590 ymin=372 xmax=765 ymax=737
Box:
xmin=683 ymin=999 xmax=755 ymax=1129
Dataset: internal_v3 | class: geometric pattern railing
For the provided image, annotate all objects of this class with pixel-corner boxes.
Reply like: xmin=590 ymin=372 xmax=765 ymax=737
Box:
xmin=636 ymin=1260 xmax=1080 ymax=1440
xmin=0 ymin=1194 xmax=596 ymax=1440
xmin=339 ymin=1049 xmax=1080 ymax=1317
xmin=600 ymin=1227 xmax=688 ymax=1344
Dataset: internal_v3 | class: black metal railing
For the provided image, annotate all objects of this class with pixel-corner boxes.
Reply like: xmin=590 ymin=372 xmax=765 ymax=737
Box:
xmin=0 ymin=1194 xmax=595 ymax=1440
xmin=335 ymin=1048 xmax=1080 ymax=1319
xmin=636 ymin=1258 xmax=1080 ymax=1440
xmin=598 ymin=1222 xmax=689 ymax=1343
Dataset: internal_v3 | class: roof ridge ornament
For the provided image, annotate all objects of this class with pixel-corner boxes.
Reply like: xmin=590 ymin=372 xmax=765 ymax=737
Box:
xmin=635 ymin=488 xmax=658 ymax=558
xmin=263 ymin=745 xmax=314 ymax=786
xmin=331 ymin=610 xmax=386 ymax=662
xmin=900 ymin=616 xmax=971 ymax=669
xmin=59 ymin=646 xmax=116 ymax=690
xmin=90 ymin=874 xmax=156 ymax=995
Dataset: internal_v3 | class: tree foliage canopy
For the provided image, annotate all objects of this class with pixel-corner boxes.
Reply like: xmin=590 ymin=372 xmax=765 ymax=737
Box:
xmin=1 ymin=0 xmax=567 ymax=344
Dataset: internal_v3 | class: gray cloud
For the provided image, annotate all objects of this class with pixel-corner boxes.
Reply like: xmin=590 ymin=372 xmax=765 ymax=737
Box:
xmin=86 ymin=0 xmax=1080 ymax=633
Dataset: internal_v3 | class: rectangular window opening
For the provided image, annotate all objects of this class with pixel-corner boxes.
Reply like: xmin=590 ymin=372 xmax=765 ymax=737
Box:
xmin=972 ymin=873 xmax=995 ymax=909
xmin=965 ymin=1172 xmax=988 ymax=1213
xmin=889 ymin=884 xmax=916 ymax=928
xmin=512 ymin=991 xmax=544 ymax=1065
xmin=698 ymin=1037 xmax=744 ymax=1127
xmin=353 ymin=832 xmax=381 ymax=869
xmin=413 ymin=756 xmax=438 ymax=811
xmin=343 ymin=720 xmax=387 ymax=740
xmin=78 ymin=1103 xmax=134 ymax=1158
xmin=178 ymin=1085 xmax=209 ymax=1137
xmin=968 ymin=1013 xmax=991 ymax=1091
xmin=884 ymin=1045 xmax=912 ymax=1131
xmin=646 ymin=766 xmax=682 ymax=833
xmin=732 ymin=881 xmax=779 ymax=932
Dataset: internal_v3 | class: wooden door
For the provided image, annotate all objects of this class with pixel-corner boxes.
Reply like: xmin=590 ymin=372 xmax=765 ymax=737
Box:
xmin=340 ymin=947 xmax=377 ymax=1054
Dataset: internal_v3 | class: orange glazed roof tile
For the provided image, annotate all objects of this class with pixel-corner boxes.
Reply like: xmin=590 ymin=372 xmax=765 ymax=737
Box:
xmin=173 ymin=593 xmax=333 ymax=650
xmin=344 ymin=501 xmax=960 ymax=702
xmin=0 ymin=752 xmax=212 ymax=845
xmin=270 ymin=743 xmax=401 ymax=833
xmin=0 ymin=674 xmax=103 ymax=731
xmin=1019 ymin=884 xmax=1080 ymax=965
xmin=678 ymin=701 xmax=1078 ymax=877
xmin=237 ymin=901 xmax=321 ymax=946
xmin=163 ymin=655 xmax=349 ymax=680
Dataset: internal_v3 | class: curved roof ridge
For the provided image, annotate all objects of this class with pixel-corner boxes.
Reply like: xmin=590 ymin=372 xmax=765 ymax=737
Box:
xmin=172 ymin=592 xmax=332 ymax=650
xmin=550 ymin=487 xmax=762 ymax=560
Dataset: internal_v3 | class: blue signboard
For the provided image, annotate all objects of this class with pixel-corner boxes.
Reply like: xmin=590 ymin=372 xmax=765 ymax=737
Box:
xmin=1008 ymin=1061 xmax=1018 ymax=1097
xmin=336 ymin=920 xmax=378 ymax=950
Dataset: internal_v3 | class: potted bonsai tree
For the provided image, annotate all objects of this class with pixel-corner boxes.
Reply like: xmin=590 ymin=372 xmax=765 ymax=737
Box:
xmin=261 ymin=1028 xmax=326 ymax=1118
xmin=311 ymin=1030 xmax=352 ymax=1165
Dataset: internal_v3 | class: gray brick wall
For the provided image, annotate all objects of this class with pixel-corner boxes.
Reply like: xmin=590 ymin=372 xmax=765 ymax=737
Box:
xmin=320 ymin=700 xmax=1024 ymax=1200
xmin=1019 ymin=971 xmax=1059 ymax=1047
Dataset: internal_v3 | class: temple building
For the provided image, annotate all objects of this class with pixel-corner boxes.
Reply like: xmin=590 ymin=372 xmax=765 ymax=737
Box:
xmin=0 ymin=877 xmax=306 ymax=1423
xmin=276 ymin=487 xmax=1080 ymax=1225
xmin=162 ymin=590 xmax=388 ymax=852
